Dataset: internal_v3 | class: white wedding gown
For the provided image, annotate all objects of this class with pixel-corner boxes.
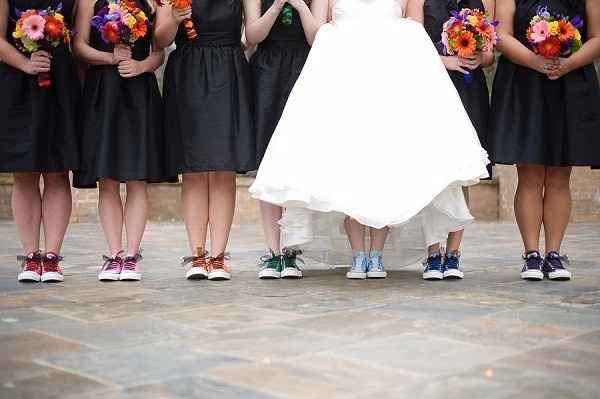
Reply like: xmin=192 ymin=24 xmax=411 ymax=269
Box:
xmin=250 ymin=0 xmax=490 ymax=266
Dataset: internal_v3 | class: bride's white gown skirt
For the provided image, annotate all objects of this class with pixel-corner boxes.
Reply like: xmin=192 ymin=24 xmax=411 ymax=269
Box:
xmin=250 ymin=0 xmax=490 ymax=266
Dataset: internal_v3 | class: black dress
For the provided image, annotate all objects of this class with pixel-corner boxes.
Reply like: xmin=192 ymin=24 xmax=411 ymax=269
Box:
xmin=0 ymin=0 xmax=80 ymax=173
xmin=163 ymin=0 xmax=256 ymax=174
xmin=423 ymin=0 xmax=490 ymax=154
xmin=488 ymin=0 xmax=600 ymax=166
xmin=251 ymin=1 xmax=310 ymax=165
xmin=73 ymin=0 xmax=175 ymax=188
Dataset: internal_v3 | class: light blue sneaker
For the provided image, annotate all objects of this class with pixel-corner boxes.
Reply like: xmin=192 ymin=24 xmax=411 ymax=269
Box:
xmin=367 ymin=251 xmax=387 ymax=279
xmin=346 ymin=251 xmax=368 ymax=279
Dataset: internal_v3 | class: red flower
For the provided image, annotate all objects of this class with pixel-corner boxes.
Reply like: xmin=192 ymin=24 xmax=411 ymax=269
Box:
xmin=101 ymin=21 xmax=121 ymax=44
xmin=44 ymin=15 xmax=64 ymax=40
xmin=537 ymin=36 xmax=561 ymax=58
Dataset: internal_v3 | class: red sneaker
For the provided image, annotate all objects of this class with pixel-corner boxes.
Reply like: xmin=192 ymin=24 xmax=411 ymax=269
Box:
xmin=42 ymin=252 xmax=64 ymax=283
xmin=17 ymin=252 xmax=43 ymax=282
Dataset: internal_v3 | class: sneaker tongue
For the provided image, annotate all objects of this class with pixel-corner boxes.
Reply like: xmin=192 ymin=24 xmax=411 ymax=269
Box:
xmin=526 ymin=251 xmax=540 ymax=259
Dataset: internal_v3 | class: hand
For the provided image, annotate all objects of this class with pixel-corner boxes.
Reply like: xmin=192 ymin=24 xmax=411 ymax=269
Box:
xmin=547 ymin=57 xmax=573 ymax=80
xmin=172 ymin=6 xmax=192 ymax=23
xmin=459 ymin=53 xmax=484 ymax=70
xmin=112 ymin=44 xmax=132 ymax=65
xmin=441 ymin=56 xmax=471 ymax=75
xmin=530 ymin=54 xmax=559 ymax=75
xmin=273 ymin=0 xmax=287 ymax=10
xmin=25 ymin=51 xmax=51 ymax=75
xmin=287 ymin=0 xmax=308 ymax=10
xmin=118 ymin=59 xmax=146 ymax=78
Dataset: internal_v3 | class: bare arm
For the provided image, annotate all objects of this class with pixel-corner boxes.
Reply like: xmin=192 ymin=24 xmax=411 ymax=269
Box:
xmin=0 ymin=0 xmax=49 ymax=74
xmin=154 ymin=3 xmax=192 ymax=49
xmin=73 ymin=0 xmax=120 ymax=65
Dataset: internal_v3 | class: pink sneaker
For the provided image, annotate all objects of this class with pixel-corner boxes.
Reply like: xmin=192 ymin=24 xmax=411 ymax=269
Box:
xmin=120 ymin=253 xmax=142 ymax=281
xmin=41 ymin=252 xmax=64 ymax=283
xmin=98 ymin=251 xmax=124 ymax=281
xmin=17 ymin=252 xmax=43 ymax=282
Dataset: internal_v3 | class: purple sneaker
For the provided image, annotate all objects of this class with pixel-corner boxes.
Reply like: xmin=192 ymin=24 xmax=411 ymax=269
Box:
xmin=520 ymin=251 xmax=544 ymax=281
xmin=543 ymin=252 xmax=572 ymax=281
xmin=98 ymin=251 xmax=124 ymax=281
xmin=121 ymin=253 xmax=143 ymax=281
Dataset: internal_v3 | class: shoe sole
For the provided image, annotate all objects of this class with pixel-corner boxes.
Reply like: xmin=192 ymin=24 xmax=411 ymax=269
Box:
xmin=346 ymin=272 xmax=367 ymax=280
xmin=208 ymin=271 xmax=231 ymax=281
xmin=443 ymin=270 xmax=464 ymax=280
xmin=548 ymin=270 xmax=572 ymax=281
xmin=521 ymin=270 xmax=544 ymax=281
xmin=186 ymin=267 xmax=208 ymax=280
xmin=41 ymin=272 xmax=64 ymax=283
xmin=120 ymin=272 xmax=142 ymax=281
xmin=367 ymin=271 xmax=387 ymax=279
xmin=259 ymin=270 xmax=281 ymax=279
xmin=423 ymin=271 xmax=443 ymax=280
xmin=18 ymin=271 xmax=41 ymax=282
xmin=98 ymin=273 xmax=120 ymax=282
xmin=281 ymin=269 xmax=303 ymax=279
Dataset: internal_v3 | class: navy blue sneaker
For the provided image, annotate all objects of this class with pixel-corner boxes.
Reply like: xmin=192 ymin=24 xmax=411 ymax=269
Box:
xmin=543 ymin=251 xmax=572 ymax=281
xmin=520 ymin=251 xmax=544 ymax=281
xmin=443 ymin=251 xmax=464 ymax=280
xmin=423 ymin=252 xmax=443 ymax=280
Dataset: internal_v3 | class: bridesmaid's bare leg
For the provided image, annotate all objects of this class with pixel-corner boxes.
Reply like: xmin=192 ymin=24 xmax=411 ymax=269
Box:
xmin=124 ymin=181 xmax=148 ymax=256
xmin=543 ymin=166 xmax=572 ymax=254
xmin=12 ymin=173 xmax=42 ymax=254
xmin=99 ymin=178 xmax=124 ymax=256
xmin=41 ymin=173 xmax=72 ymax=254
xmin=208 ymin=171 xmax=236 ymax=256
xmin=369 ymin=227 xmax=389 ymax=252
xmin=515 ymin=165 xmax=545 ymax=253
xmin=182 ymin=172 xmax=210 ymax=254
xmin=260 ymin=201 xmax=283 ymax=254
xmin=344 ymin=217 xmax=366 ymax=251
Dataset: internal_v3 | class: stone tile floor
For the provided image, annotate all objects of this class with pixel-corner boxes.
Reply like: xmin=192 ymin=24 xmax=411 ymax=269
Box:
xmin=1 ymin=220 xmax=600 ymax=399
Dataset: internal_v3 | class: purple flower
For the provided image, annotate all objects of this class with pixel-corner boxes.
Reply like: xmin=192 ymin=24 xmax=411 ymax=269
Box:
xmin=571 ymin=15 xmax=584 ymax=29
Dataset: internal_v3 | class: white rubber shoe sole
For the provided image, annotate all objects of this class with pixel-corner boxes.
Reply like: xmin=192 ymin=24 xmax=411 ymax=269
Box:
xmin=443 ymin=269 xmax=464 ymax=280
xmin=186 ymin=267 xmax=208 ymax=280
xmin=548 ymin=269 xmax=572 ymax=281
xmin=281 ymin=268 xmax=303 ymax=279
xmin=259 ymin=269 xmax=281 ymax=279
xmin=18 ymin=271 xmax=41 ymax=282
xmin=521 ymin=269 xmax=544 ymax=281
xmin=98 ymin=272 xmax=120 ymax=282
xmin=41 ymin=272 xmax=64 ymax=283
xmin=120 ymin=271 xmax=142 ymax=281
xmin=208 ymin=270 xmax=231 ymax=281
xmin=367 ymin=271 xmax=387 ymax=279
xmin=423 ymin=270 xmax=444 ymax=280
xmin=346 ymin=271 xmax=367 ymax=280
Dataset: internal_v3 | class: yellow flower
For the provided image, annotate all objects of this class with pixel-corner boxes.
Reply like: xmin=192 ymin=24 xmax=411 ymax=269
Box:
xmin=468 ymin=15 xmax=478 ymax=26
xmin=574 ymin=29 xmax=581 ymax=41
xmin=548 ymin=21 xmax=560 ymax=36
xmin=13 ymin=24 xmax=23 ymax=39
xmin=22 ymin=37 xmax=38 ymax=52
xmin=54 ymin=13 xmax=64 ymax=22
xmin=137 ymin=10 xmax=146 ymax=20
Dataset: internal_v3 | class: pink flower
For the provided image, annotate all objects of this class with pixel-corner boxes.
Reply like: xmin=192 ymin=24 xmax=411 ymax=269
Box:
xmin=22 ymin=14 xmax=46 ymax=41
xmin=530 ymin=21 xmax=549 ymax=43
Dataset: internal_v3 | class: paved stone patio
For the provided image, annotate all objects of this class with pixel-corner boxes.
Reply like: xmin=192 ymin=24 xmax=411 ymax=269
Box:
xmin=1 ymin=220 xmax=600 ymax=399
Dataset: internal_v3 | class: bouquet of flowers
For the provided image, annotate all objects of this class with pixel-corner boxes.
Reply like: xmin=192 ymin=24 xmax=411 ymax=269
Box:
xmin=526 ymin=6 xmax=583 ymax=58
xmin=441 ymin=8 xmax=498 ymax=83
xmin=12 ymin=4 xmax=71 ymax=88
xmin=281 ymin=1 xmax=311 ymax=26
xmin=156 ymin=0 xmax=196 ymax=40
xmin=91 ymin=0 xmax=150 ymax=46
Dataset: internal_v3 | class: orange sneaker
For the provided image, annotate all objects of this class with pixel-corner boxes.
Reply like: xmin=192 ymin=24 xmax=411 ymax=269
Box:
xmin=207 ymin=254 xmax=231 ymax=281
xmin=182 ymin=248 xmax=209 ymax=280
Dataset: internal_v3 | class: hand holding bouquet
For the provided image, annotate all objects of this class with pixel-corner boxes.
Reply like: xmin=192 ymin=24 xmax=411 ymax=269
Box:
xmin=13 ymin=3 xmax=71 ymax=88
xmin=441 ymin=8 xmax=498 ymax=83
xmin=157 ymin=0 xmax=196 ymax=40
xmin=280 ymin=0 xmax=311 ymax=26
xmin=526 ymin=6 xmax=583 ymax=59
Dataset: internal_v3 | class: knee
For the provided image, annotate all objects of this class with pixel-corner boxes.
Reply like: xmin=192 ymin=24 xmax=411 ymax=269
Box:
xmin=183 ymin=172 xmax=209 ymax=186
xmin=99 ymin=179 xmax=120 ymax=194
xmin=125 ymin=180 xmax=147 ymax=194
xmin=209 ymin=171 xmax=235 ymax=184
xmin=517 ymin=167 xmax=545 ymax=190
xmin=42 ymin=172 xmax=70 ymax=187
xmin=545 ymin=167 xmax=571 ymax=192
xmin=13 ymin=172 xmax=40 ymax=187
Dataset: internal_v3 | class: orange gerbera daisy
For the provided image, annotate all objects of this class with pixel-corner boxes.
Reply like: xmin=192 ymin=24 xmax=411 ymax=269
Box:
xmin=538 ymin=36 xmax=561 ymax=58
xmin=172 ymin=0 xmax=192 ymax=9
xmin=558 ymin=20 xmax=575 ymax=42
xmin=131 ymin=20 xmax=147 ymax=39
xmin=455 ymin=31 xmax=477 ymax=58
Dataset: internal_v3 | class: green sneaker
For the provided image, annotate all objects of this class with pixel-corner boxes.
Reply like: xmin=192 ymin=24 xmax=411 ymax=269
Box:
xmin=281 ymin=249 xmax=303 ymax=279
xmin=258 ymin=251 xmax=283 ymax=279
